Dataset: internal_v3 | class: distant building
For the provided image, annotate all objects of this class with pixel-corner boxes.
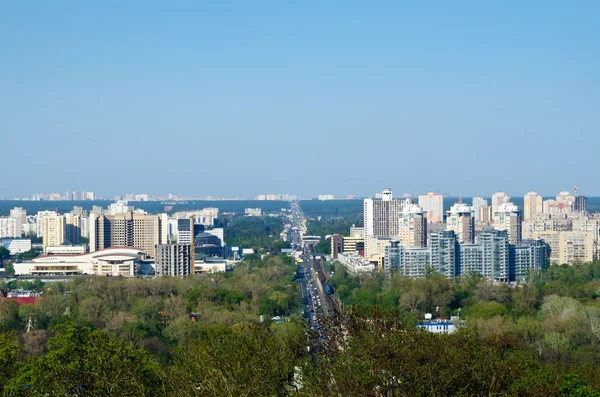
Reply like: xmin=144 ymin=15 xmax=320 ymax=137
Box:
xmin=399 ymin=204 xmax=427 ymax=248
xmin=194 ymin=232 xmax=222 ymax=257
xmin=429 ymin=231 xmax=460 ymax=278
xmin=418 ymin=192 xmax=444 ymax=223
xmin=245 ymin=208 xmax=262 ymax=216
xmin=493 ymin=202 xmax=522 ymax=245
xmin=512 ymin=239 xmax=547 ymax=282
xmin=2 ymin=239 xmax=32 ymax=255
xmin=475 ymin=230 xmax=510 ymax=282
xmin=399 ymin=246 xmax=431 ymax=278
xmin=446 ymin=202 xmax=475 ymax=243
xmin=155 ymin=244 xmax=193 ymax=276
xmin=9 ymin=207 xmax=26 ymax=236
xmin=418 ymin=319 xmax=457 ymax=334
xmin=176 ymin=218 xmax=194 ymax=245
xmin=89 ymin=212 xmax=169 ymax=258
xmin=0 ymin=217 xmax=19 ymax=239
xmin=337 ymin=252 xmax=374 ymax=274
xmin=45 ymin=245 xmax=86 ymax=255
xmin=331 ymin=234 xmax=344 ymax=259
xmin=318 ymin=194 xmax=335 ymax=201
xmin=543 ymin=191 xmax=575 ymax=215
xmin=364 ymin=188 xmax=410 ymax=257
xmin=491 ymin=191 xmax=510 ymax=222
xmin=343 ymin=235 xmax=364 ymax=256
xmin=206 ymin=228 xmax=225 ymax=247
xmin=523 ymin=191 xmax=543 ymax=220
xmin=574 ymin=196 xmax=588 ymax=214
xmin=471 ymin=197 xmax=488 ymax=223
xmin=64 ymin=213 xmax=82 ymax=245
xmin=43 ymin=213 xmax=65 ymax=252
xmin=13 ymin=247 xmax=145 ymax=277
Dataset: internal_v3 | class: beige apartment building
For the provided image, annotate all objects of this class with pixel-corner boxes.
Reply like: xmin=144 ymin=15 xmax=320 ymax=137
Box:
xmin=533 ymin=230 xmax=594 ymax=265
xmin=523 ymin=191 xmax=543 ymax=220
xmin=399 ymin=204 xmax=427 ymax=248
xmin=418 ymin=192 xmax=444 ymax=223
xmin=43 ymin=212 xmax=65 ymax=253
xmin=89 ymin=211 xmax=168 ymax=258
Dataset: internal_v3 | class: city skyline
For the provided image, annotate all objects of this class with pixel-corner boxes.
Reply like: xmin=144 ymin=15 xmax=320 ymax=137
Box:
xmin=2 ymin=2 xmax=599 ymax=197
xmin=2 ymin=186 xmax=595 ymax=202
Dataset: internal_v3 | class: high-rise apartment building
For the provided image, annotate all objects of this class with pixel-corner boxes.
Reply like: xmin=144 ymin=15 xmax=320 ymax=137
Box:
xmin=64 ymin=213 xmax=82 ymax=245
xmin=512 ymin=240 xmax=547 ymax=282
xmin=479 ymin=206 xmax=491 ymax=224
xmin=418 ymin=192 xmax=444 ymax=223
xmin=574 ymin=196 xmax=588 ymax=214
xmin=331 ymin=234 xmax=344 ymax=259
xmin=429 ymin=230 xmax=460 ymax=278
xmin=89 ymin=211 xmax=168 ymax=258
xmin=471 ymin=197 xmax=488 ymax=223
xmin=43 ymin=212 xmax=65 ymax=252
xmin=446 ymin=202 xmax=475 ymax=243
xmin=155 ymin=244 xmax=193 ymax=276
xmin=9 ymin=207 xmax=26 ymax=237
xmin=523 ymin=191 xmax=543 ymax=220
xmin=543 ymin=191 xmax=576 ymax=215
xmin=383 ymin=240 xmax=401 ymax=273
xmin=398 ymin=246 xmax=431 ymax=278
xmin=493 ymin=202 xmax=522 ymax=245
xmin=399 ymin=204 xmax=427 ymax=248
xmin=364 ymin=188 xmax=409 ymax=257
xmin=176 ymin=217 xmax=194 ymax=245
xmin=491 ymin=191 xmax=510 ymax=222
xmin=476 ymin=230 xmax=510 ymax=282
xmin=0 ymin=218 xmax=19 ymax=239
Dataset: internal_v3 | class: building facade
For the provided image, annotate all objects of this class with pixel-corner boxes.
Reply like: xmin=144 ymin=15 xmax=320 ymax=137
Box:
xmin=523 ymin=191 xmax=543 ymax=220
xmin=446 ymin=202 xmax=475 ymax=243
xmin=418 ymin=192 xmax=444 ymax=223
xmin=399 ymin=204 xmax=427 ymax=248
xmin=493 ymin=202 xmax=522 ymax=245
xmin=89 ymin=211 xmax=168 ymax=258
xmin=155 ymin=244 xmax=193 ymax=276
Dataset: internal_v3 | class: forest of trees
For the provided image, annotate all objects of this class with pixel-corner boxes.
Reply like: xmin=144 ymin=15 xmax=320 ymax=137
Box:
xmin=306 ymin=217 xmax=363 ymax=255
xmin=223 ymin=216 xmax=290 ymax=252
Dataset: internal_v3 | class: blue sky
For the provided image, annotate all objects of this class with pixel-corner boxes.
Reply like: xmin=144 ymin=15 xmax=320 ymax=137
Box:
xmin=1 ymin=1 xmax=598 ymax=198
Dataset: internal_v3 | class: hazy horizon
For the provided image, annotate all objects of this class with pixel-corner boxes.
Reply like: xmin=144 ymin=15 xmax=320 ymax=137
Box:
xmin=2 ymin=2 xmax=598 ymax=197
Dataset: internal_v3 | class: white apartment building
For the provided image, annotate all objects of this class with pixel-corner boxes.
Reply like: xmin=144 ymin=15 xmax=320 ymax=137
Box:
xmin=364 ymin=188 xmax=410 ymax=257
xmin=206 ymin=228 xmax=225 ymax=247
xmin=471 ymin=197 xmax=488 ymax=223
xmin=0 ymin=217 xmax=19 ymax=238
xmin=446 ymin=202 xmax=475 ymax=243
xmin=493 ymin=202 xmax=522 ymax=245
xmin=491 ymin=191 xmax=510 ymax=222
xmin=418 ymin=192 xmax=444 ymax=223
xmin=9 ymin=207 xmax=26 ymax=237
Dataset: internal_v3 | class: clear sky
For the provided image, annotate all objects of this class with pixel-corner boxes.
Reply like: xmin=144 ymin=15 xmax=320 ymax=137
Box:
xmin=2 ymin=1 xmax=599 ymax=198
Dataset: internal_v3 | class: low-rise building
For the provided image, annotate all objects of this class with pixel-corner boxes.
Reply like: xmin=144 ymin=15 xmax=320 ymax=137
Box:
xmin=13 ymin=247 xmax=145 ymax=277
xmin=2 ymin=239 xmax=32 ymax=255
xmin=337 ymin=252 xmax=374 ymax=274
